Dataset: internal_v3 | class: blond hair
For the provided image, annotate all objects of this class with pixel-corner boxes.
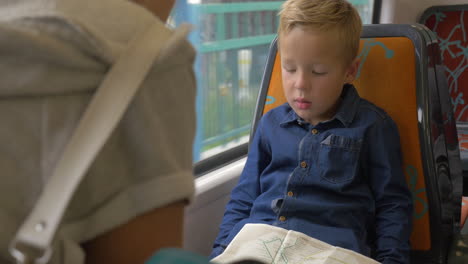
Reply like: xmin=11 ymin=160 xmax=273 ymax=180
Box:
xmin=278 ymin=0 xmax=362 ymax=65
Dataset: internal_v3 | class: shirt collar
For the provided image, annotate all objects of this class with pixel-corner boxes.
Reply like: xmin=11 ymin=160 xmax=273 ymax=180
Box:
xmin=334 ymin=84 xmax=360 ymax=127
xmin=279 ymin=84 xmax=360 ymax=127
xmin=280 ymin=106 xmax=302 ymax=127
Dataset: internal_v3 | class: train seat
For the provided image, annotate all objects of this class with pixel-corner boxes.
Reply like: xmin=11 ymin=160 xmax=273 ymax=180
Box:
xmin=252 ymin=24 xmax=463 ymax=264
xmin=421 ymin=4 xmax=468 ymax=138
xmin=420 ymin=4 xmax=468 ymax=232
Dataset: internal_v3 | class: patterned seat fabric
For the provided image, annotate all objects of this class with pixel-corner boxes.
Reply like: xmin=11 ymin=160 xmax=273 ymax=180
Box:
xmin=421 ymin=5 xmax=468 ymax=227
xmin=422 ymin=7 xmax=468 ymax=124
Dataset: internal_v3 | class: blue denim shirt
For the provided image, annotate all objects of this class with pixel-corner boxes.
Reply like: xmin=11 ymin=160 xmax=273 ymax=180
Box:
xmin=210 ymin=85 xmax=413 ymax=264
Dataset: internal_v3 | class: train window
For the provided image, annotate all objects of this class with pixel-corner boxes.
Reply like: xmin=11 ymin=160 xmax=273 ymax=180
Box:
xmin=170 ymin=0 xmax=377 ymax=168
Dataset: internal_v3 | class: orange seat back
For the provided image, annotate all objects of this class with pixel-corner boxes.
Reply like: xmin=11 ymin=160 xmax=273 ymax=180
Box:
xmin=261 ymin=34 xmax=430 ymax=252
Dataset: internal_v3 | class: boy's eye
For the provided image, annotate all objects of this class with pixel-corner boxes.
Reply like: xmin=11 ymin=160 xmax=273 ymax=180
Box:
xmin=312 ymin=71 xmax=327 ymax=75
xmin=284 ymin=67 xmax=296 ymax=73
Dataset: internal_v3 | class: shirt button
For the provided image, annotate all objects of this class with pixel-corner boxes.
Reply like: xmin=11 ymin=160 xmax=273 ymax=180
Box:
xmin=311 ymin=129 xmax=319 ymax=135
xmin=300 ymin=161 xmax=307 ymax=168
xmin=287 ymin=191 xmax=294 ymax=197
xmin=279 ymin=216 xmax=286 ymax=221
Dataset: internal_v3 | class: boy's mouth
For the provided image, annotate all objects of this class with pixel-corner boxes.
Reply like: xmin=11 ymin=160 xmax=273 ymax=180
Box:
xmin=294 ymin=98 xmax=312 ymax=110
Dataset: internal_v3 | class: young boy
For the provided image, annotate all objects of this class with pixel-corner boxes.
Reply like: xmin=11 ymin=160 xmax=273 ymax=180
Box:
xmin=210 ymin=0 xmax=413 ymax=263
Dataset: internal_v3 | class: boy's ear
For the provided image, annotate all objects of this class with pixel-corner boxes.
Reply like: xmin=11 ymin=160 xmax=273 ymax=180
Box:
xmin=344 ymin=58 xmax=360 ymax=83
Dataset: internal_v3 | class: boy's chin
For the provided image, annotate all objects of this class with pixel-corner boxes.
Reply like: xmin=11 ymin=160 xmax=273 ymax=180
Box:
xmin=295 ymin=110 xmax=332 ymax=126
xmin=294 ymin=110 xmax=313 ymax=123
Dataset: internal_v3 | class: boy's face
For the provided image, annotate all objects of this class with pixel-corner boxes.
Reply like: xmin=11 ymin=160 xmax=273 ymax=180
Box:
xmin=279 ymin=26 xmax=359 ymax=125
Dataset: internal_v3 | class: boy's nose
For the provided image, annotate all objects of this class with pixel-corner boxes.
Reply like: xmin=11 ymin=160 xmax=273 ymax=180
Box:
xmin=294 ymin=72 xmax=309 ymax=90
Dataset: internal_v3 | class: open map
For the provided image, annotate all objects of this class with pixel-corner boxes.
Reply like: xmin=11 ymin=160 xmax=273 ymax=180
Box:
xmin=212 ymin=224 xmax=380 ymax=264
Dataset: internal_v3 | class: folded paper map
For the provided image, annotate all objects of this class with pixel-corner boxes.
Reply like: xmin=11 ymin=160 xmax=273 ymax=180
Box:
xmin=212 ymin=224 xmax=380 ymax=264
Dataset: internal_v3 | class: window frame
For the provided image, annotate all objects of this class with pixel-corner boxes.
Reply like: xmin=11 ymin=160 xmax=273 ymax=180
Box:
xmin=372 ymin=0 xmax=382 ymax=24
xmin=194 ymin=143 xmax=248 ymax=176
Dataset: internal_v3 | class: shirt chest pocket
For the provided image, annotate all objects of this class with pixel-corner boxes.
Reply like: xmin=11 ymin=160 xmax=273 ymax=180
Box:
xmin=318 ymin=134 xmax=362 ymax=183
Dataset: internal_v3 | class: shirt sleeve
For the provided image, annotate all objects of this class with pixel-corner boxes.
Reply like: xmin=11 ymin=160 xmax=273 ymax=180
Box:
xmin=366 ymin=117 xmax=413 ymax=264
xmin=210 ymin=117 xmax=271 ymax=259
